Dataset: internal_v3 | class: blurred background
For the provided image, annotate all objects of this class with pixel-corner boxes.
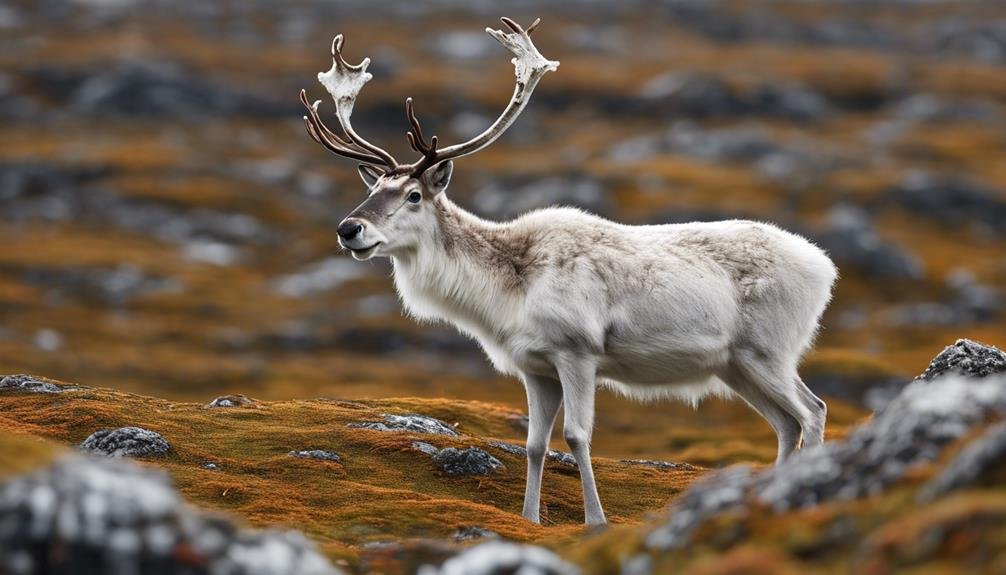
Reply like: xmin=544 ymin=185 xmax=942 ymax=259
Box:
xmin=2 ymin=0 xmax=1004 ymax=463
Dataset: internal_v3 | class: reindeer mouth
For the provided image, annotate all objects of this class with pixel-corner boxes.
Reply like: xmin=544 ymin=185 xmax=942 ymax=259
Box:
xmin=349 ymin=242 xmax=381 ymax=260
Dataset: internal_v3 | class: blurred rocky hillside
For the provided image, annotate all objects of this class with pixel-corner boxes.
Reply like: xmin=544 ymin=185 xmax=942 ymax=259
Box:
xmin=0 ymin=0 xmax=1004 ymax=457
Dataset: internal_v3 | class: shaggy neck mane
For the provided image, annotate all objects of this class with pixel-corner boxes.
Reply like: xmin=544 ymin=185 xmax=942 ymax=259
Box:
xmin=390 ymin=195 xmax=533 ymax=336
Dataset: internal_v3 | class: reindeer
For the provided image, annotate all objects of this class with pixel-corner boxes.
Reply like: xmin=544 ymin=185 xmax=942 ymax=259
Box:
xmin=299 ymin=17 xmax=838 ymax=526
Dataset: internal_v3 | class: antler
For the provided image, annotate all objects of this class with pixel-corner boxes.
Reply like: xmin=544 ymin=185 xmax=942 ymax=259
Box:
xmin=301 ymin=34 xmax=398 ymax=169
xmin=403 ymin=17 xmax=560 ymax=176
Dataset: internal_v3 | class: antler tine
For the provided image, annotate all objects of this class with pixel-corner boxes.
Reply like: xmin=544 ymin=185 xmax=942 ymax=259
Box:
xmin=404 ymin=97 xmax=431 ymax=153
xmin=316 ymin=34 xmax=398 ymax=169
xmin=403 ymin=17 xmax=559 ymax=176
xmin=300 ymin=89 xmax=387 ymax=165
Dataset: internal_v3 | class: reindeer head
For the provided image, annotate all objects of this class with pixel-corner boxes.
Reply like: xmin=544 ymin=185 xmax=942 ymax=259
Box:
xmin=300 ymin=18 xmax=559 ymax=260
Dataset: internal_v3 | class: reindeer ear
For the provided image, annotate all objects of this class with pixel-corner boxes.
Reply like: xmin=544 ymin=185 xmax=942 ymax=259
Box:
xmin=357 ymin=164 xmax=385 ymax=189
xmin=423 ymin=161 xmax=453 ymax=195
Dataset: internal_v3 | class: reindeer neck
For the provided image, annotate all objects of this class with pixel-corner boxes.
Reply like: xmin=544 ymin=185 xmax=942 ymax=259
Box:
xmin=390 ymin=195 xmax=530 ymax=335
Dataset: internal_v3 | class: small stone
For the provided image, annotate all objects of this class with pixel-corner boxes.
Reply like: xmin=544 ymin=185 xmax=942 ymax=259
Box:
xmin=487 ymin=440 xmax=525 ymax=456
xmin=202 ymin=463 xmax=220 ymax=470
xmin=0 ymin=374 xmax=64 ymax=393
xmin=486 ymin=441 xmax=577 ymax=466
xmin=288 ymin=450 xmax=341 ymax=462
xmin=433 ymin=448 xmax=503 ymax=477
xmin=348 ymin=414 xmax=459 ymax=437
xmin=205 ymin=394 xmax=256 ymax=408
xmin=411 ymin=441 xmax=440 ymax=456
xmin=621 ymin=459 xmax=697 ymax=471
xmin=80 ymin=427 xmax=170 ymax=458
xmin=546 ymin=450 xmax=577 ymax=467
xmin=452 ymin=527 xmax=499 ymax=542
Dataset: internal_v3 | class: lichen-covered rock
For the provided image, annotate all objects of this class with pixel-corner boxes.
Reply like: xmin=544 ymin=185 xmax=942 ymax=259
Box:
xmin=288 ymin=450 xmax=341 ymax=462
xmin=0 ymin=455 xmax=341 ymax=575
xmin=644 ymin=466 xmax=755 ymax=550
xmin=80 ymin=426 xmax=170 ymax=457
xmin=918 ymin=339 xmax=1006 ymax=380
xmin=487 ymin=440 xmax=526 ymax=456
xmin=206 ymin=394 xmax=257 ymax=408
xmin=486 ymin=440 xmax=577 ymax=467
xmin=419 ymin=541 xmax=580 ymax=575
xmin=621 ymin=459 xmax=697 ymax=471
xmin=348 ymin=413 xmax=459 ymax=437
xmin=0 ymin=374 xmax=65 ymax=394
xmin=646 ymin=370 xmax=1006 ymax=552
xmin=919 ymin=421 xmax=1006 ymax=501
xmin=546 ymin=450 xmax=577 ymax=467
xmin=452 ymin=526 xmax=499 ymax=542
xmin=412 ymin=441 xmax=440 ymax=455
xmin=433 ymin=448 xmax=503 ymax=476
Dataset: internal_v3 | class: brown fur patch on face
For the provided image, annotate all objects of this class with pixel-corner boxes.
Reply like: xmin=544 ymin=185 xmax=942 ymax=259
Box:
xmin=347 ymin=176 xmax=416 ymax=222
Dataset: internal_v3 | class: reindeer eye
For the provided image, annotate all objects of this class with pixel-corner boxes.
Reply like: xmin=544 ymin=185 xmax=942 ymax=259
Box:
xmin=407 ymin=191 xmax=422 ymax=203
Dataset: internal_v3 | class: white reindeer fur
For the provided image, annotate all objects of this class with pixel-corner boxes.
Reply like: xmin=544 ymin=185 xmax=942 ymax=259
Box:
xmin=393 ymin=196 xmax=835 ymax=402
xmin=340 ymin=169 xmax=837 ymax=525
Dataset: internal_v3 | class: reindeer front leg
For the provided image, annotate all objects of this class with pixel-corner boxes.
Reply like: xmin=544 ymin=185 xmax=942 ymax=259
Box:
xmin=556 ymin=356 xmax=606 ymax=525
xmin=521 ymin=373 xmax=563 ymax=523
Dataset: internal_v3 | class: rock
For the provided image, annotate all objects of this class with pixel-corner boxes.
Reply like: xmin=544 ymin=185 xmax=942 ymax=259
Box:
xmin=486 ymin=441 xmax=577 ymax=467
xmin=348 ymin=414 xmax=460 ymax=437
xmin=80 ymin=426 xmax=170 ymax=457
xmin=433 ymin=448 xmax=503 ymax=477
xmin=887 ymin=272 xmax=1002 ymax=327
xmin=26 ymin=60 xmax=292 ymax=118
xmin=487 ymin=440 xmax=526 ymax=456
xmin=288 ymin=450 xmax=342 ymax=462
xmin=644 ymin=466 xmax=756 ymax=550
xmin=33 ymin=329 xmax=62 ymax=352
xmin=891 ymin=94 xmax=1001 ymax=124
xmin=945 ymin=269 xmax=1002 ymax=322
xmin=814 ymin=205 xmax=923 ymax=279
xmin=473 ymin=176 xmax=610 ymax=220
xmin=411 ymin=441 xmax=440 ymax=456
xmin=0 ymin=162 xmax=275 ymax=247
xmin=665 ymin=121 xmax=780 ymax=163
xmin=886 ymin=171 xmax=1006 ymax=237
xmin=925 ymin=19 xmax=1006 ymax=64
xmin=546 ymin=451 xmax=577 ymax=467
xmin=0 ymin=455 xmax=341 ymax=575
xmin=607 ymin=122 xmax=838 ymax=187
xmin=420 ymin=541 xmax=580 ymax=575
xmin=427 ymin=31 xmax=497 ymax=61
xmin=19 ymin=264 xmax=182 ymax=306
xmin=271 ymin=257 xmax=371 ymax=298
xmin=636 ymin=72 xmax=830 ymax=120
xmin=621 ymin=459 xmax=697 ymax=471
xmin=206 ymin=394 xmax=256 ymax=408
xmin=919 ymin=421 xmax=1006 ymax=501
xmin=918 ymin=339 xmax=1006 ymax=381
xmin=822 ymin=206 xmax=915 ymax=272
xmin=452 ymin=527 xmax=499 ymax=542
xmin=202 ymin=462 xmax=220 ymax=470
xmin=645 ymin=366 xmax=1006 ymax=551
xmin=0 ymin=374 xmax=64 ymax=394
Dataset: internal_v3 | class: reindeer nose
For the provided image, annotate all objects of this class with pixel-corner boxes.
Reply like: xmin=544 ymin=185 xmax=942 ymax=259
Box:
xmin=338 ymin=219 xmax=363 ymax=241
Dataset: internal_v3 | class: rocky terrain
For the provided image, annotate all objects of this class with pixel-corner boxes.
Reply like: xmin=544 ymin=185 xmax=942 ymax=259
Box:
xmin=2 ymin=339 xmax=1005 ymax=574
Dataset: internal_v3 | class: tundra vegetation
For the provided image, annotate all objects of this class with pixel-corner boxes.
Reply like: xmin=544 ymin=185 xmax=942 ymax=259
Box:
xmin=1 ymin=0 xmax=1005 ymax=573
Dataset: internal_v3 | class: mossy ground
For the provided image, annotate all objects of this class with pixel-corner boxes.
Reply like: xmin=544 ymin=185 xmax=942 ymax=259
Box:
xmin=5 ymin=380 xmax=812 ymax=571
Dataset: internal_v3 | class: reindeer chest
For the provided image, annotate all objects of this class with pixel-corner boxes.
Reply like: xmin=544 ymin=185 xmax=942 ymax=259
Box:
xmin=392 ymin=263 xmax=551 ymax=377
